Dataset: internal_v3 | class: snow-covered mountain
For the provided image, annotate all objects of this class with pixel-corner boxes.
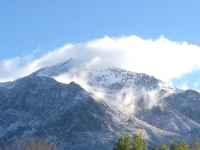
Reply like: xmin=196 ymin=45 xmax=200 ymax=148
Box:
xmin=1 ymin=59 xmax=200 ymax=149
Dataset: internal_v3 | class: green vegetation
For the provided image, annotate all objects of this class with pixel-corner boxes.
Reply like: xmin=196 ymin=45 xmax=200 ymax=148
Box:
xmin=0 ymin=138 xmax=60 ymax=150
xmin=114 ymin=134 xmax=200 ymax=150
xmin=2 ymin=135 xmax=200 ymax=150
xmin=113 ymin=134 xmax=147 ymax=150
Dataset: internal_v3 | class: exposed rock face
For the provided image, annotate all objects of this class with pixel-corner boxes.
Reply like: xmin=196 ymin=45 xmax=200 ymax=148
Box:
xmin=1 ymin=60 xmax=200 ymax=149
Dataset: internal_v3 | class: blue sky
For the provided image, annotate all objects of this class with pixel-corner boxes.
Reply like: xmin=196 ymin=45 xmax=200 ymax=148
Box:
xmin=1 ymin=1 xmax=200 ymax=91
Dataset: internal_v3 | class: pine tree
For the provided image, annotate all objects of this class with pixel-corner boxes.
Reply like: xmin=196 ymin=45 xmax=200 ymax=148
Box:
xmin=170 ymin=137 xmax=179 ymax=150
xmin=159 ymin=144 xmax=169 ymax=150
xmin=113 ymin=134 xmax=148 ymax=150
xmin=132 ymin=134 xmax=148 ymax=150
xmin=178 ymin=139 xmax=190 ymax=150
xmin=193 ymin=138 xmax=200 ymax=150
xmin=113 ymin=135 xmax=132 ymax=150
xmin=152 ymin=144 xmax=169 ymax=150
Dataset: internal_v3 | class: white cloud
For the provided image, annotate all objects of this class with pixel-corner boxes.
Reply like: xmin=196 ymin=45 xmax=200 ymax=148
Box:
xmin=1 ymin=35 xmax=200 ymax=84
xmin=180 ymin=81 xmax=189 ymax=90
xmin=0 ymin=44 xmax=73 ymax=82
xmin=194 ymin=82 xmax=199 ymax=88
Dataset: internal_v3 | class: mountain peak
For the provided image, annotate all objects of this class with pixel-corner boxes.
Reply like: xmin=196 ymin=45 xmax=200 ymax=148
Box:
xmin=2 ymin=59 xmax=199 ymax=149
xmin=31 ymin=58 xmax=73 ymax=77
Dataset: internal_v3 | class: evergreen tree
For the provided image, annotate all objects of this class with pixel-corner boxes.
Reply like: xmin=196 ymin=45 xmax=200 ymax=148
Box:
xmin=170 ymin=137 xmax=179 ymax=150
xmin=169 ymin=137 xmax=190 ymax=150
xmin=113 ymin=135 xmax=132 ymax=150
xmin=113 ymin=134 xmax=147 ymax=150
xmin=193 ymin=138 xmax=200 ymax=150
xmin=152 ymin=144 xmax=169 ymax=150
xmin=152 ymin=147 xmax=159 ymax=150
xmin=132 ymin=134 xmax=148 ymax=150
xmin=178 ymin=139 xmax=190 ymax=150
xmin=159 ymin=144 xmax=169 ymax=150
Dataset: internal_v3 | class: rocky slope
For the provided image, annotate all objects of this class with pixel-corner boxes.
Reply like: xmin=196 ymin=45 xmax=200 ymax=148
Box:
xmin=1 ymin=59 xmax=200 ymax=149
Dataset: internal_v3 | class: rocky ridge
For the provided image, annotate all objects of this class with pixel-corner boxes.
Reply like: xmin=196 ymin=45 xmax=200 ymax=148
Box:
xmin=0 ymin=59 xmax=200 ymax=149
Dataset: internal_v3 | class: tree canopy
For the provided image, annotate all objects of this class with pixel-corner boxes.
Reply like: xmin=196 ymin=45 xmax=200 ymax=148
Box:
xmin=114 ymin=135 xmax=200 ymax=150
xmin=113 ymin=134 xmax=147 ymax=150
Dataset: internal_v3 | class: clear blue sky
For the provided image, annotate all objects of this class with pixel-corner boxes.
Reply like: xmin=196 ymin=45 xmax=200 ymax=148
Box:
xmin=1 ymin=0 xmax=200 ymax=60
xmin=1 ymin=0 xmax=200 ymax=90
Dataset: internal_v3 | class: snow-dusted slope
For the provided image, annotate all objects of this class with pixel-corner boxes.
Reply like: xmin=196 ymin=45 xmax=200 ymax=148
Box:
xmin=76 ymin=68 xmax=200 ymax=139
xmin=32 ymin=58 xmax=73 ymax=77
xmin=87 ymin=68 xmax=177 ymax=92
xmin=1 ymin=59 xmax=200 ymax=149
xmin=85 ymin=68 xmax=200 ymax=140
xmin=0 ymin=75 xmax=177 ymax=149
xmin=30 ymin=59 xmax=200 ymax=143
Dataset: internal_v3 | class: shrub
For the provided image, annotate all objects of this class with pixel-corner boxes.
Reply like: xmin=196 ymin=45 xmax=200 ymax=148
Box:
xmin=0 ymin=138 xmax=60 ymax=150
xmin=113 ymin=134 xmax=147 ymax=150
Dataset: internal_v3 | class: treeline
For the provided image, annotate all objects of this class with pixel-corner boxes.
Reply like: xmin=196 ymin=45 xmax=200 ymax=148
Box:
xmin=2 ymin=135 xmax=200 ymax=150
xmin=113 ymin=134 xmax=200 ymax=150
xmin=0 ymin=139 xmax=60 ymax=150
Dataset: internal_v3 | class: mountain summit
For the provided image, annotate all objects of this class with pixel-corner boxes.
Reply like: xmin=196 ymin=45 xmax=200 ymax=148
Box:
xmin=1 ymin=59 xmax=200 ymax=149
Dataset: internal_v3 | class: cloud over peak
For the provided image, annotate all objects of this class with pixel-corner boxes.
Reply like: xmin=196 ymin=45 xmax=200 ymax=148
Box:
xmin=1 ymin=35 xmax=200 ymax=88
